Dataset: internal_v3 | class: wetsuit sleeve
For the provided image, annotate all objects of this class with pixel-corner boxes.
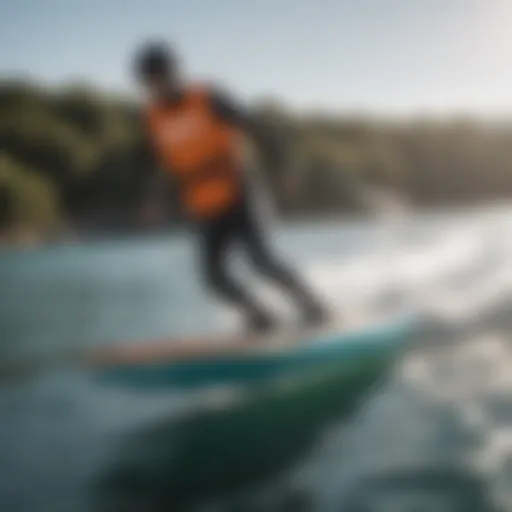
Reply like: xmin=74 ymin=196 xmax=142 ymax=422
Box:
xmin=209 ymin=87 xmax=289 ymax=172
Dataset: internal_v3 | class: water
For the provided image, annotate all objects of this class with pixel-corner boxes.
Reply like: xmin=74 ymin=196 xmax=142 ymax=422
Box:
xmin=1 ymin=206 xmax=512 ymax=511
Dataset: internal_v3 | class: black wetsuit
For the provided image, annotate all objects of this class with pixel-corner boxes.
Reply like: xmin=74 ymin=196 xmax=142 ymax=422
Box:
xmin=141 ymin=87 xmax=325 ymax=330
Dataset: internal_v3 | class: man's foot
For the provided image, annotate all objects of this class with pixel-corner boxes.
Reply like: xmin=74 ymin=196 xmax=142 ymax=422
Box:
xmin=246 ymin=310 xmax=279 ymax=335
xmin=301 ymin=302 xmax=330 ymax=328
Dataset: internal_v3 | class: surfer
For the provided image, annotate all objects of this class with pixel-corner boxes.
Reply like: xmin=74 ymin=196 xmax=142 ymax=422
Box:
xmin=134 ymin=41 xmax=328 ymax=333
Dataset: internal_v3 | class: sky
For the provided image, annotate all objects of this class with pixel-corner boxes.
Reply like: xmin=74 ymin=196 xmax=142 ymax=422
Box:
xmin=1 ymin=0 xmax=512 ymax=116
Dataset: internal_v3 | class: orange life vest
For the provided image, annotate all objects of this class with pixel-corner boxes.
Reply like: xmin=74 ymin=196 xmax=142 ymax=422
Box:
xmin=146 ymin=85 xmax=243 ymax=219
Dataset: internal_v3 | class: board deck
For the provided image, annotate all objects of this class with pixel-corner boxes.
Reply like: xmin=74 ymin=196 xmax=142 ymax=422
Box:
xmin=89 ymin=313 xmax=400 ymax=367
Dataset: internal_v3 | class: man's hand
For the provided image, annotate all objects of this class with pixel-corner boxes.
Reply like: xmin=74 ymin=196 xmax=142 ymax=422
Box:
xmin=139 ymin=200 xmax=164 ymax=227
xmin=279 ymin=171 xmax=300 ymax=199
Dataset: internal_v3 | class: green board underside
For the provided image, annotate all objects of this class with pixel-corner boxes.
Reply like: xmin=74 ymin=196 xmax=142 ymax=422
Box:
xmin=96 ymin=349 xmax=403 ymax=508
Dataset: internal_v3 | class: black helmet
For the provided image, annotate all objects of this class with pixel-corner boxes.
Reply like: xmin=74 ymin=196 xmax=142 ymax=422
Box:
xmin=134 ymin=41 xmax=175 ymax=80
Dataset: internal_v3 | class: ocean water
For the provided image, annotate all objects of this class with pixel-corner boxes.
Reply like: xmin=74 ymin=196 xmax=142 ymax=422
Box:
xmin=1 ymin=206 xmax=512 ymax=511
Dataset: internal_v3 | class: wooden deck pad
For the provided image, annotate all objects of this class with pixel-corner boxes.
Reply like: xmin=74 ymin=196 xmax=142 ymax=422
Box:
xmin=88 ymin=315 xmax=358 ymax=368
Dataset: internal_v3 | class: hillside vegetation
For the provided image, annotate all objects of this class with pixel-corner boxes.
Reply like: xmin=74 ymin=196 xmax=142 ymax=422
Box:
xmin=1 ymin=80 xmax=512 ymax=241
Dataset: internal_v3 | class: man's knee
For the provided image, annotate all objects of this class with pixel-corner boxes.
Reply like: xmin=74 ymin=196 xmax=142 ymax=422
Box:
xmin=206 ymin=269 xmax=227 ymax=294
xmin=202 ymin=257 xmax=227 ymax=292
xmin=249 ymin=247 xmax=285 ymax=276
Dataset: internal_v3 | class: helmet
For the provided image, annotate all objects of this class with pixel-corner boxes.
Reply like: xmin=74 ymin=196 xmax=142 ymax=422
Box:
xmin=134 ymin=41 xmax=175 ymax=80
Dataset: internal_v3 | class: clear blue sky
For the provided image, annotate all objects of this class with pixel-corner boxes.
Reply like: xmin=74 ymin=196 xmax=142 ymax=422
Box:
xmin=1 ymin=0 xmax=512 ymax=116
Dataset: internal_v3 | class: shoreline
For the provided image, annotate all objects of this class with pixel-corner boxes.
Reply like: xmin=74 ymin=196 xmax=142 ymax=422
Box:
xmin=0 ymin=199 xmax=508 ymax=252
